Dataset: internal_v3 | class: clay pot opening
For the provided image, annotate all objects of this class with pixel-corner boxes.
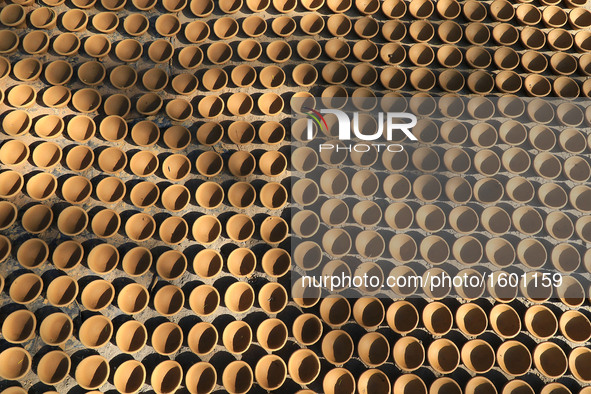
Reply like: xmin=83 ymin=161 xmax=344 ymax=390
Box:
xmin=122 ymin=14 xmax=148 ymax=37
xmin=83 ymin=35 xmax=111 ymax=59
xmin=0 ymin=347 xmax=31 ymax=381
xmin=228 ymin=151 xmax=256 ymax=177
xmin=428 ymin=339 xmax=460 ymax=374
xmin=13 ymin=58 xmax=42 ymax=82
xmin=288 ymin=349 xmax=321 ymax=385
xmin=326 ymin=14 xmax=352 ymax=37
xmin=436 ymin=20 xmax=461 ymax=45
xmin=271 ymin=15 xmax=296 ymax=37
xmin=184 ymin=323 xmax=215 ymax=359
xmin=516 ymin=3 xmax=542 ymax=25
xmin=194 ymin=182 xmax=223 ymax=210
xmin=121 ymin=247 xmax=151 ymax=277
xmin=79 ymin=314 xmax=113 ymax=349
xmin=154 ymin=284 xmax=185 ymax=316
xmin=124 ymin=212 xmax=156 ymax=242
xmin=42 ymin=86 xmax=71 ymax=109
xmin=7 ymin=85 xmax=36 ymax=108
xmin=39 ymin=312 xmax=72 ymax=345
xmin=0 ymin=30 xmax=19 ymax=54
xmin=152 ymin=322 xmax=183 ymax=356
xmin=61 ymin=175 xmax=92 ymax=204
xmin=87 ymin=242 xmax=119 ymax=275
xmin=21 ymin=204 xmax=52 ymax=234
xmin=224 ymin=282 xmax=254 ymax=313
xmin=112 ymin=360 xmax=145 ymax=394
xmin=456 ymin=303 xmax=487 ymax=336
xmin=206 ymin=42 xmax=232 ymax=65
xmin=128 ymin=181 xmax=158 ymax=209
xmin=72 ymin=88 xmax=102 ymax=113
xmin=521 ymin=26 xmax=546 ymax=50
xmin=81 ymin=280 xmax=115 ymax=311
xmin=0 ymin=140 xmax=29 ymax=167
xmin=115 ymin=321 xmax=147 ymax=354
xmin=114 ymin=39 xmax=142 ymax=63
xmin=150 ymin=360 xmax=183 ymax=394
xmin=2 ymin=309 xmax=36 ymax=344
xmin=27 ymin=172 xmax=57 ymax=201
xmin=187 ymin=285 xmax=219 ymax=318
xmin=185 ymin=362 xmax=216 ymax=394
xmin=155 ymin=250 xmax=187 ymax=280
xmin=37 ymin=351 xmax=70 ymax=385
xmin=93 ymin=12 xmax=118 ymax=34
xmin=136 ymin=93 xmax=163 ymax=116
xmin=75 ymin=355 xmax=110 ymax=390
xmin=148 ymin=40 xmax=174 ymax=64
xmin=560 ymin=311 xmax=591 ymax=343
xmin=260 ymin=182 xmax=287 ymax=210
xmin=189 ymin=0 xmax=213 ymax=15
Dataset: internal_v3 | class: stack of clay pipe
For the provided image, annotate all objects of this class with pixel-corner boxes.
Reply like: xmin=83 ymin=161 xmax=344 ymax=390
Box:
xmin=1 ymin=0 xmax=591 ymax=392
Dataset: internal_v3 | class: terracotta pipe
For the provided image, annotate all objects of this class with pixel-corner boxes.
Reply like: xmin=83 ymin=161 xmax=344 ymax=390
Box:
xmin=115 ymin=320 xmax=147 ymax=353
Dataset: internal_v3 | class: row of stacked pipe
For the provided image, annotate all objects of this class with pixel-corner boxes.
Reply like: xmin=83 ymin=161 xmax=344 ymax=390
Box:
xmin=3 ymin=295 xmax=591 ymax=393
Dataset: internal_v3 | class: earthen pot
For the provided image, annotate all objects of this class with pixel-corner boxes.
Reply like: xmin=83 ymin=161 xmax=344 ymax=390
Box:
xmin=26 ymin=172 xmax=57 ymax=201
xmin=24 ymin=31 xmax=51 ymax=55
xmin=155 ymin=14 xmax=181 ymax=37
xmin=121 ymin=247 xmax=152 ymax=276
xmin=0 ymin=4 xmax=25 ymax=27
xmin=142 ymin=68 xmax=168 ymax=92
xmin=62 ymin=9 xmax=88 ymax=32
xmin=0 ymin=171 xmax=24 ymax=198
xmin=110 ymin=65 xmax=137 ymax=90
xmin=0 ymin=140 xmax=29 ymax=166
xmin=79 ymin=314 xmax=113 ymax=348
xmin=271 ymin=15 xmax=296 ymax=37
xmin=46 ymin=275 xmax=78 ymax=307
xmin=123 ymin=13 xmax=148 ymax=36
xmin=20 ymin=205 xmax=53 ymax=236
xmin=84 ymin=35 xmax=111 ymax=58
xmin=10 ymin=273 xmax=43 ymax=305
xmin=93 ymin=12 xmax=119 ymax=34
xmin=191 ymin=215 xmax=221 ymax=245
xmin=7 ymin=85 xmax=36 ymax=108
xmin=0 ymin=347 xmax=31 ymax=380
xmin=32 ymin=142 xmax=62 ymax=169
xmin=13 ymin=58 xmax=42 ymax=82
xmin=136 ymin=93 xmax=163 ymax=116
xmin=37 ymin=351 xmax=70 ymax=385
xmin=198 ymin=96 xmax=224 ymax=118
xmin=51 ymin=240 xmax=83 ymax=270
xmin=0 ymin=30 xmax=19 ymax=54
xmin=56 ymin=206 xmax=88 ymax=236
xmin=492 ymin=23 xmax=518 ymax=46
xmin=148 ymin=40 xmax=174 ymax=63
xmin=115 ymin=39 xmax=142 ymax=63
xmin=75 ymin=355 xmax=109 ymax=390
xmin=72 ymin=88 xmax=101 ymax=113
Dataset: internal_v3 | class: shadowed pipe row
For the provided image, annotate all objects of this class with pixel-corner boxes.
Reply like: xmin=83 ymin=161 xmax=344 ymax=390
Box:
xmin=3 ymin=300 xmax=591 ymax=391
